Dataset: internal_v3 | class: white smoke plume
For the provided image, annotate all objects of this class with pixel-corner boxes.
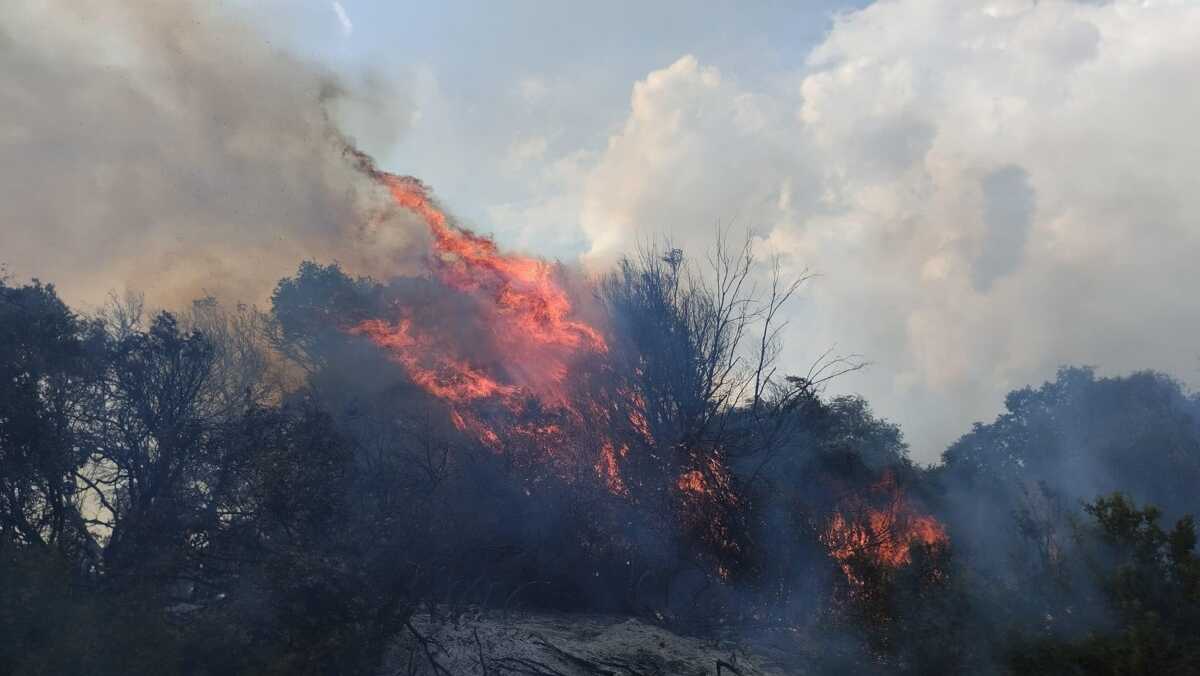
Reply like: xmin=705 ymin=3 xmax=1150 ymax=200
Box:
xmin=561 ymin=0 xmax=1200 ymax=459
xmin=0 ymin=0 xmax=423 ymax=310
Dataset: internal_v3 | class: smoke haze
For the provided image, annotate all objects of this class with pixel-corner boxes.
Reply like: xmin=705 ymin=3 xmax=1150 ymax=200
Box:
xmin=0 ymin=0 xmax=422 ymax=310
xmin=5 ymin=0 xmax=1200 ymax=463
xmin=547 ymin=1 xmax=1200 ymax=460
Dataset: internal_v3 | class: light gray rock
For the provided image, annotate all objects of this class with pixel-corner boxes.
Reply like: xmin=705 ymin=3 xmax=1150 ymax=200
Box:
xmin=385 ymin=610 xmax=804 ymax=676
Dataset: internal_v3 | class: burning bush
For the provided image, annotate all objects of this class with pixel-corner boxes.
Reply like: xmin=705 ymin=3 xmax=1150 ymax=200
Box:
xmin=0 ymin=166 xmax=964 ymax=672
xmin=262 ymin=162 xmax=952 ymax=636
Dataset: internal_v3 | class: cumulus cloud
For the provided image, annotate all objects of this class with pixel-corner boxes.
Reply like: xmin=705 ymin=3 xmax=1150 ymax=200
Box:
xmin=511 ymin=0 xmax=1200 ymax=459
xmin=7 ymin=0 xmax=1198 ymax=461
xmin=580 ymin=55 xmax=817 ymax=265
xmin=0 ymin=0 xmax=420 ymax=310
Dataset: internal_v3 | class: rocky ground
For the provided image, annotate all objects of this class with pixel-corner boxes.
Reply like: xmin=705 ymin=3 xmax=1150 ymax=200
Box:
xmin=382 ymin=609 xmax=815 ymax=676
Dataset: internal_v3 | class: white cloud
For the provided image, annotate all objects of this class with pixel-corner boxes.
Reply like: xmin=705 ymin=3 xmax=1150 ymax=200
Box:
xmin=502 ymin=0 xmax=1200 ymax=460
xmin=332 ymin=1 xmax=353 ymax=36
xmin=579 ymin=55 xmax=814 ymax=266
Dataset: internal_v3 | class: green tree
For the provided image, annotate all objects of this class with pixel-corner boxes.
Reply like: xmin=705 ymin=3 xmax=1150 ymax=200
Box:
xmin=1013 ymin=493 xmax=1200 ymax=674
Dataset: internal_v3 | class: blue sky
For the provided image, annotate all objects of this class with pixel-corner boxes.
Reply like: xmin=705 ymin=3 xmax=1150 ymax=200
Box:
xmin=6 ymin=0 xmax=1199 ymax=462
xmin=131 ymin=0 xmax=1200 ymax=459
xmin=234 ymin=0 xmax=866 ymax=254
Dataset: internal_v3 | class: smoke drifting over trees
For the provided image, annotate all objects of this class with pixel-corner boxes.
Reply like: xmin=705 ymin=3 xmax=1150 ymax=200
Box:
xmin=4 ymin=245 xmax=1199 ymax=674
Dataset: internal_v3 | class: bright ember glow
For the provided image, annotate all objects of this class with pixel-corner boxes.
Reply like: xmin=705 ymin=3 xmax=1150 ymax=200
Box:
xmin=378 ymin=173 xmax=605 ymax=356
xmin=348 ymin=162 xmax=941 ymax=586
xmin=822 ymin=471 xmax=948 ymax=584
xmin=348 ymin=318 xmax=517 ymax=403
xmin=348 ymin=169 xmax=611 ymax=471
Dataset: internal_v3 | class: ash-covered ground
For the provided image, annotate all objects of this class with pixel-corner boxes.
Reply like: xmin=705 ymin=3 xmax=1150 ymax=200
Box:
xmin=387 ymin=610 xmax=805 ymax=676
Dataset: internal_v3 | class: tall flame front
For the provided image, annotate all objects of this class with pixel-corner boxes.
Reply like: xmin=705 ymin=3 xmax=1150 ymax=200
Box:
xmin=345 ymin=162 xmax=947 ymax=584
xmin=349 ymin=172 xmax=612 ymax=465
xmin=822 ymin=471 xmax=948 ymax=586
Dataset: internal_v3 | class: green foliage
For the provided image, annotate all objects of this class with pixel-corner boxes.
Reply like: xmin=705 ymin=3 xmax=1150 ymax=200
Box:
xmin=0 ymin=276 xmax=418 ymax=674
xmin=1011 ymin=493 xmax=1200 ymax=675
xmin=942 ymin=366 xmax=1200 ymax=518
xmin=269 ymin=261 xmax=379 ymax=370
xmin=0 ymin=547 xmax=186 ymax=675
xmin=883 ymin=543 xmax=978 ymax=674
xmin=6 ymin=267 xmax=1200 ymax=674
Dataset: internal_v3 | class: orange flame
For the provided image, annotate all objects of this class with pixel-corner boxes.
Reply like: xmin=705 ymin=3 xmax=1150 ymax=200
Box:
xmin=349 ymin=318 xmax=517 ymax=403
xmin=377 ymin=174 xmax=605 ymax=356
xmin=822 ymin=471 xmax=948 ymax=586
xmin=596 ymin=441 xmax=629 ymax=496
xmin=349 ymin=171 xmax=611 ymax=473
xmin=346 ymin=163 xmax=956 ymax=597
xmin=348 ymin=165 xmax=751 ymax=584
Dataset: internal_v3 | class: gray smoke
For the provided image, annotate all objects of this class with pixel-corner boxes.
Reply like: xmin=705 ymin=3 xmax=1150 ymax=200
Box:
xmin=0 ymin=0 xmax=425 ymax=310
